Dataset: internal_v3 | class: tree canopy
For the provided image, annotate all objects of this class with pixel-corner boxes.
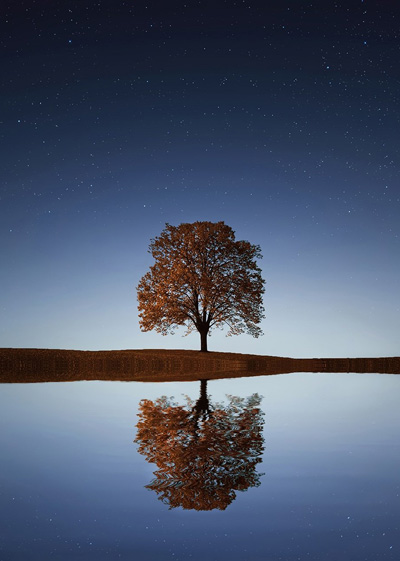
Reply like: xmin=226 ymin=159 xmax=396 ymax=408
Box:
xmin=136 ymin=221 xmax=265 ymax=351
xmin=134 ymin=381 xmax=265 ymax=511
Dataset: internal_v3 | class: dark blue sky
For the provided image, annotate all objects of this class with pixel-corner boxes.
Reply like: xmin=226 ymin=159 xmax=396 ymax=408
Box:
xmin=1 ymin=1 xmax=399 ymax=356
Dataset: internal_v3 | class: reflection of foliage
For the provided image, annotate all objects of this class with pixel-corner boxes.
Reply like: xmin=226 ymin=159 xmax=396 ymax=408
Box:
xmin=134 ymin=381 xmax=264 ymax=511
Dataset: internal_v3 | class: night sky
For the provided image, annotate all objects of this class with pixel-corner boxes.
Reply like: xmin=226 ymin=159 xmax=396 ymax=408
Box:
xmin=1 ymin=1 xmax=399 ymax=357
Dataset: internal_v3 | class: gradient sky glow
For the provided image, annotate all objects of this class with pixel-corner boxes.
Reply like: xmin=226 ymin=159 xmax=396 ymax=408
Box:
xmin=1 ymin=1 xmax=399 ymax=357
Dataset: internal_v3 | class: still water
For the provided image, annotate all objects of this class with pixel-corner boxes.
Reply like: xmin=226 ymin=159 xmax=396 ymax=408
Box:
xmin=1 ymin=372 xmax=399 ymax=560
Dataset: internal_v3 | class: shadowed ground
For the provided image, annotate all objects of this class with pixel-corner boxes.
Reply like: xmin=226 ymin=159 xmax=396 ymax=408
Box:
xmin=0 ymin=348 xmax=399 ymax=383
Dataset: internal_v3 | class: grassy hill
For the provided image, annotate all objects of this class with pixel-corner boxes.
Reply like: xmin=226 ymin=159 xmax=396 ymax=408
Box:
xmin=0 ymin=348 xmax=399 ymax=383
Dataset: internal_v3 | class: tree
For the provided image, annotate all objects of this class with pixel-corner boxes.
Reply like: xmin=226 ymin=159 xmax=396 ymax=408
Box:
xmin=136 ymin=221 xmax=266 ymax=351
xmin=134 ymin=380 xmax=265 ymax=511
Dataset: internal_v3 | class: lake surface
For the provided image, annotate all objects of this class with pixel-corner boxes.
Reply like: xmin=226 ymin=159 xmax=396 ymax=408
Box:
xmin=1 ymin=372 xmax=400 ymax=560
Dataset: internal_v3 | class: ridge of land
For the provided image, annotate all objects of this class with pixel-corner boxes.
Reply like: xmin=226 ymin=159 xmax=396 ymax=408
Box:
xmin=0 ymin=348 xmax=399 ymax=383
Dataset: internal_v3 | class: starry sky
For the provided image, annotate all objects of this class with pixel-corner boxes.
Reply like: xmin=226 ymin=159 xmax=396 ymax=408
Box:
xmin=1 ymin=1 xmax=399 ymax=358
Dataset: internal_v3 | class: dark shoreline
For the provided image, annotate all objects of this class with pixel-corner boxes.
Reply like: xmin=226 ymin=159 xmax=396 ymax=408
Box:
xmin=0 ymin=348 xmax=399 ymax=383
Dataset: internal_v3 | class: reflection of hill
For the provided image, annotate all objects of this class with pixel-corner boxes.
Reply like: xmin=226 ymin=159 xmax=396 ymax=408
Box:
xmin=0 ymin=348 xmax=399 ymax=383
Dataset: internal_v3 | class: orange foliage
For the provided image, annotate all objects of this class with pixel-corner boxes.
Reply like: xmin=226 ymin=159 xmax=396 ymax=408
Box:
xmin=136 ymin=221 xmax=265 ymax=350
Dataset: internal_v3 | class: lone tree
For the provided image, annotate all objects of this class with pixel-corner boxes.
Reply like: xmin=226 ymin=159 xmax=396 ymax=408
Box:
xmin=137 ymin=221 xmax=265 ymax=352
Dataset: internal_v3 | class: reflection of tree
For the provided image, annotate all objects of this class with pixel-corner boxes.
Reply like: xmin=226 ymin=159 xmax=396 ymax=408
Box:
xmin=134 ymin=380 xmax=265 ymax=511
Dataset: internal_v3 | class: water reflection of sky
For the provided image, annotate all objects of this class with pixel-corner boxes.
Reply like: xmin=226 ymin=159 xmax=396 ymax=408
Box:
xmin=1 ymin=373 xmax=400 ymax=560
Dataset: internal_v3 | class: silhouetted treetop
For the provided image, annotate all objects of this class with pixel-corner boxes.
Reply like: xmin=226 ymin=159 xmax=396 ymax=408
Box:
xmin=136 ymin=221 xmax=266 ymax=351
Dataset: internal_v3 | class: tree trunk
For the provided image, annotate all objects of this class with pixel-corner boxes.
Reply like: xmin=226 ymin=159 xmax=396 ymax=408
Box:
xmin=199 ymin=379 xmax=208 ymax=401
xmin=199 ymin=328 xmax=208 ymax=352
